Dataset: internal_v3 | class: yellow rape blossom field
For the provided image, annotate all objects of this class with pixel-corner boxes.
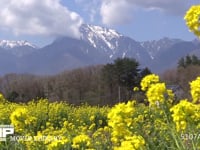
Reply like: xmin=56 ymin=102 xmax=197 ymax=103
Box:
xmin=0 ymin=74 xmax=200 ymax=150
xmin=0 ymin=4 xmax=200 ymax=150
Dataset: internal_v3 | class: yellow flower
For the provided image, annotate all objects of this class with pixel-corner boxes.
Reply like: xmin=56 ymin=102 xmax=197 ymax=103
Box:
xmin=140 ymin=74 xmax=160 ymax=91
xmin=184 ymin=5 xmax=200 ymax=37
xmin=10 ymin=107 xmax=28 ymax=132
xmin=108 ymin=101 xmax=136 ymax=144
xmin=190 ymin=76 xmax=200 ymax=103
xmin=72 ymin=134 xmax=91 ymax=149
xmin=170 ymin=99 xmax=200 ymax=132
xmin=0 ymin=93 xmax=6 ymax=103
xmin=48 ymin=137 xmax=69 ymax=150
xmin=133 ymin=87 xmax=139 ymax=91
xmin=114 ymin=135 xmax=145 ymax=150
xmin=146 ymin=83 xmax=167 ymax=106
xmin=89 ymin=115 xmax=95 ymax=121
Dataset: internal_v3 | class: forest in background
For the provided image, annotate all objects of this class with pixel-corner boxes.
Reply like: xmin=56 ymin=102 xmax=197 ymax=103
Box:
xmin=0 ymin=55 xmax=200 ymax=106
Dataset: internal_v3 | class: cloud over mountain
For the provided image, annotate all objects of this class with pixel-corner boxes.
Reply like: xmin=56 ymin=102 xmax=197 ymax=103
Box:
xmin=0 ymin=0 xmax=83 ymax=38
xmin=100 ymin=0 xmax=134 ymax=25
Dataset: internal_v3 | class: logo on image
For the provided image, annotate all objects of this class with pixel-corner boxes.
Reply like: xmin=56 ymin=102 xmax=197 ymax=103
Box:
xmin=0 ymin=125 xmax=14 ymax=141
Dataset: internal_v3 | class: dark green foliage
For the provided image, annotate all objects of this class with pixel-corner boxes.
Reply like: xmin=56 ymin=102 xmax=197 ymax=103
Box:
xmin=102 ymin=58 xmax=151 ymax=103
xmin=185 ymin=55 xmax=192 ymax=66
xmin=7 ymin=91 xmax=19 ymax=102
xmin=178 ymin=55 xmax=200 ymax=68
xmin=113 ymin=57 xmax=140 ymax=89
xmin=191 ymin=55 xmax=200 ymax=65
xmin=178 ymin=57 xmax=185 ymax=68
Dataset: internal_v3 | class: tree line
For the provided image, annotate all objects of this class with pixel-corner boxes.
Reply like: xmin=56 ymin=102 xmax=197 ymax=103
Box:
xmin=0 ymin=58 xmax=151 ymax=105
xmin=161 ymin=54 xmax=200 ymax=100
xmin=178 ymin=54 xmax=200 ymax=68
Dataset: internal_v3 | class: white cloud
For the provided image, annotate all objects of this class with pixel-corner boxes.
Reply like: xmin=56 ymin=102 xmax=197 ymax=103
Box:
xmin=100 ymin=0 xmax=134 ymax=25
xmin=0 ymin=0 xmax=83 ymax=38
xmin=134 ymin=0 xmax=188 ymax=15
xmin=75 ymin=0 xmax=100 ymax=23
xmin=100 ymin=0 xmax=189 ymax=26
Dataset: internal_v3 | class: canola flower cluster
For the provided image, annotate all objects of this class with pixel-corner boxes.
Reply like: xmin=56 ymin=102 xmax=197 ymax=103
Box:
xmin=140 ymin=74 xmax=159 ymax=91
xmin=184 ymin=5 xmax=200 ymax=37
xmin=107 ymin=101 xmax=145 ymax=149
xmin=190 ymin=76 xmax=200 ymax=103
xmin=170 ymin=100 xmax=200 ymax=132
xmin=114 ymin=135 xmax=145 ymax=150
xmin=140 ymin=74 xmax=174 ymax=106
xmin=72 ymin=134 xmax=91 ymax=149
xmin=1 ymin=74 xmax=200 ymax=149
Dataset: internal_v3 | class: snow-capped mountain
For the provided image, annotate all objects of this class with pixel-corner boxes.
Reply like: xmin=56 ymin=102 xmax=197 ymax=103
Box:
xmin=0 ymin=24 xmax=199 ymax=75
xmin=140 ymin=37 xmax=182 ymax=59
xmin=80 ymin=24 xmax=151 ymax=66
xmin=0 ymin=40 xmax=38 ymax=57
xmin=0 ymin=40 xmax=36 ymax=49
xmin=80 ymin=24 xmax=122 ymax=53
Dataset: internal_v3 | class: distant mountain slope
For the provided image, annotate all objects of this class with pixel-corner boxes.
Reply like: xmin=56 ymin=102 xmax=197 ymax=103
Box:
xmin=0 ymin=24 xmax=199 ymax=75
xmin=150 ymin=41 xmax=198 ymax=72
xmin=0 ymin=47 xmax=18 ymax=73
xmin=140 ymin=37 xmax=182 ymax=59
xmin=20 ymin=37 xmax=108 ymax=74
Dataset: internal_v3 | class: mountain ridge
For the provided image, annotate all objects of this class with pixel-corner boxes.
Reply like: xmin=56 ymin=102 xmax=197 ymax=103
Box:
xmin=0 ymin=24 xmax=199 ymax=75
xmin=0 ymin=40 xmax=37 ymax=49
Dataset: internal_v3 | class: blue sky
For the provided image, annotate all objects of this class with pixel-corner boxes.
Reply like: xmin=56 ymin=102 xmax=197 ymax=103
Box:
xmin=0 ymin=0 xmax=199 ymax=47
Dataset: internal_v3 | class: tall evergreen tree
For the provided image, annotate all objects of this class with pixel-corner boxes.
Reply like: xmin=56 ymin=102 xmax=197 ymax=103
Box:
xmin=102 ymin=57 xmax=151 ymax=103
xmin=178 ymin=57 xmax=185 ymax=68
xmin=185 ymin=55 xmax=192 ymax=66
